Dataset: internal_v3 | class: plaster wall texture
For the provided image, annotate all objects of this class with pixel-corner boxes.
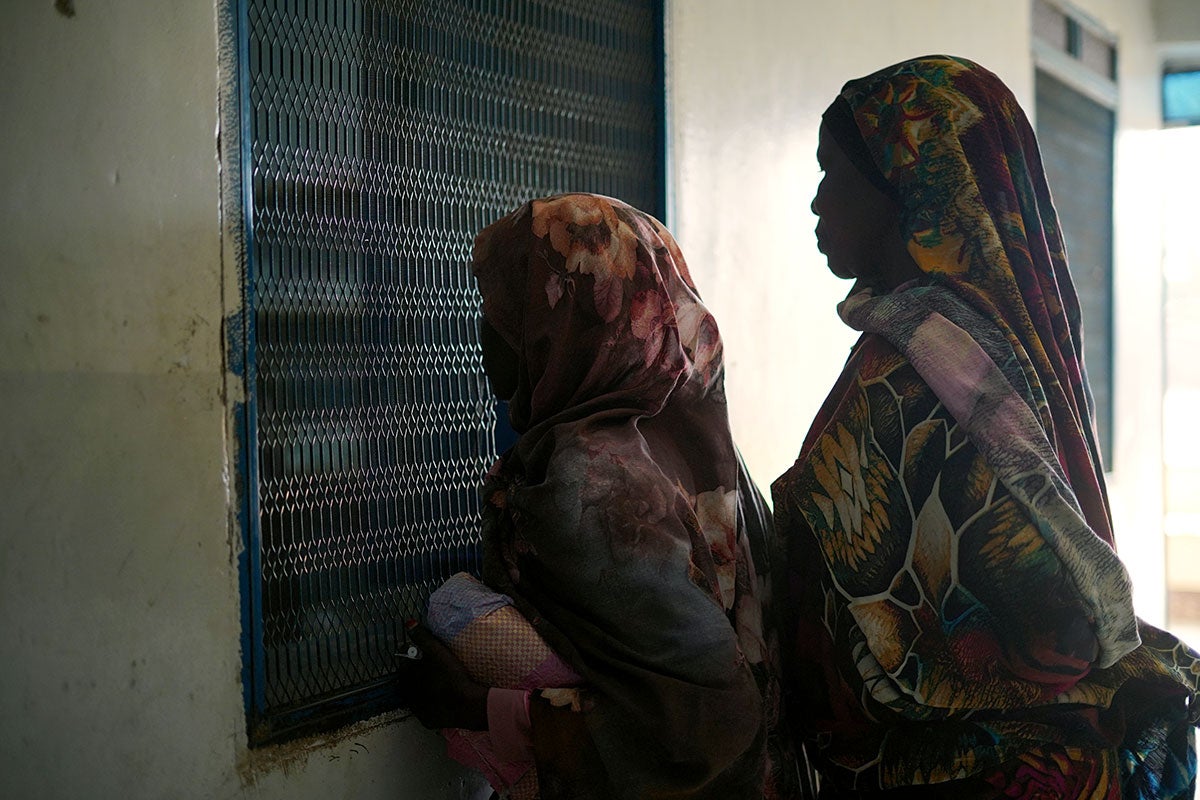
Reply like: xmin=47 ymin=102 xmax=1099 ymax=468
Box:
xmin=0 ymin=2 xmax=481 ymax=798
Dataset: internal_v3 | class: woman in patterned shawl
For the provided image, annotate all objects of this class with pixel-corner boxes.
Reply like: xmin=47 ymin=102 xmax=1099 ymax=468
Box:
xmin=401 ymin=193 xmax=813 ymax=798
xmin=773 ymin=56 xmax=1200 ymax=798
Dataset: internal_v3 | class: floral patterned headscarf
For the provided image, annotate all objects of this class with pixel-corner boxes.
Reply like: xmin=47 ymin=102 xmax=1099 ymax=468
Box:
xmin=473 ymin=194 xmax=722 ymax=437
xmin=471 ymin=194 xmax=803 ymax=798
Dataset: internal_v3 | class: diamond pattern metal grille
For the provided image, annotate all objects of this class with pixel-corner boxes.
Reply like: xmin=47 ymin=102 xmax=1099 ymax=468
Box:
xmin=240 ymin=0 xmax=663 ymax=739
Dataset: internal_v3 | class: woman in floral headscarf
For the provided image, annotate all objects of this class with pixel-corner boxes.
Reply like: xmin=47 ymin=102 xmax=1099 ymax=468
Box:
xmin=773 ymin=55 xmax=1200 ymax=798
xmin=400 ymin=193 xmax=814 ymax=798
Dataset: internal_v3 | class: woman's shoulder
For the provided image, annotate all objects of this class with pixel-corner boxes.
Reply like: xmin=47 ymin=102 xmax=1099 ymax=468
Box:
xmin=852 ymin=332 xmax=915 ymax=383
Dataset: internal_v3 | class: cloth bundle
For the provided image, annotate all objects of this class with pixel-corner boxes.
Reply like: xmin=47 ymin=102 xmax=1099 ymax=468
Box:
xmin=425 ymin=572 xmax=581 ymax=798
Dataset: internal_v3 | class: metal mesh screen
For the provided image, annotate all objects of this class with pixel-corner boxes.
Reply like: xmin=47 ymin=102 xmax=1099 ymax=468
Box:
xmin=240 ymin=0 xmax=663 ymax=740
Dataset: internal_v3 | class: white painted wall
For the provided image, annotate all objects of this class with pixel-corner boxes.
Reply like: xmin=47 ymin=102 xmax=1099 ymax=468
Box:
xmin=668 ymin=0 xmax=1169 ymax=622
xmin=0 ymin=3 xmax=482 ymax=798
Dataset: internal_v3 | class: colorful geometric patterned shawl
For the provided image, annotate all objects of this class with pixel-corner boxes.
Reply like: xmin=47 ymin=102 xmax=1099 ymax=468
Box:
xmin=773 ymin=56 xmax=1199 ymax=798
xmin=472 ymin=194 xmax=812 ymax=798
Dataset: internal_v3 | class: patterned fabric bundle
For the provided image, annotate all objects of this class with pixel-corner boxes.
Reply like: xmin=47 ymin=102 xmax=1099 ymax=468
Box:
xmin=426 ymin=572 xmax=581 ymax=799
xmin=772 ymin=56 xmax=1200 ymax=798
xmin=472 ymin=194 xmax=813 ymax=798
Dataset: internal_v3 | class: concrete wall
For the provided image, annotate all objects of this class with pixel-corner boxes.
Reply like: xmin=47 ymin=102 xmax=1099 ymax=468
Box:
xmin=0 ymin=3 xmax=481 ymax=798
xmin=667 ymin=0 xmax=1169 ymax=621
xmin=1155 ymin=0 xmax=1200 ymax=45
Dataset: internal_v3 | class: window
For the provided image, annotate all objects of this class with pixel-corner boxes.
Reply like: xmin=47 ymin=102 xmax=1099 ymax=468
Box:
xmin=1164 ymin=68 xmax=1200 ymax=126
xmin=231 ymin=0 xmax=665 ymax=745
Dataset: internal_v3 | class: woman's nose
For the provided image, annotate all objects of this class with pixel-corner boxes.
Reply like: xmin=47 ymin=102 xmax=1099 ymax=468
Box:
xmin=810 ymin=195 xmax=820 ymax=217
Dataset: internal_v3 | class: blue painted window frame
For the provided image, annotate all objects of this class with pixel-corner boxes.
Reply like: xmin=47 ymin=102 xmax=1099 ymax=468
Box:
xmin=228 ymin=0 xmax=666 ymax=746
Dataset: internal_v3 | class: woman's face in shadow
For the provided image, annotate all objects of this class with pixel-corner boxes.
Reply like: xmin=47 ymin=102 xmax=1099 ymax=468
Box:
xmin=811 ymin=122 xmax=905 ymax=284
xmin=479 ymin=315 xmax=519 ymax=401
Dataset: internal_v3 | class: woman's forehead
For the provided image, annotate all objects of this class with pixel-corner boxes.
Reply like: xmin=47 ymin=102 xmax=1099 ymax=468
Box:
xmin=815 ymin=121 xmax=833 ymax=166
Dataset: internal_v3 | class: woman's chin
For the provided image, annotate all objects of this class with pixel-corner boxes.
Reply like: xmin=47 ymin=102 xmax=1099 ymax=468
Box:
xmin=826 ymin=261 xmax=857 ymax=281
